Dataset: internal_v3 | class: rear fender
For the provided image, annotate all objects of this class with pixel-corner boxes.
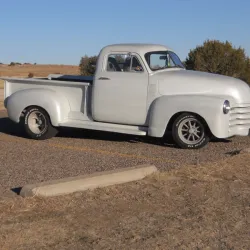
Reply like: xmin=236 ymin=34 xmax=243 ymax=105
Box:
xmin=148 ymin=95 xmax=234 ymax=138
xmin=5 ymin=88 xmax=70 ymax=126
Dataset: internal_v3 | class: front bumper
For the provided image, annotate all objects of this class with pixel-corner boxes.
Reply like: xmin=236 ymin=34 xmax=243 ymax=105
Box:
xmin=228 ymin=104 xmax=250 ymax=137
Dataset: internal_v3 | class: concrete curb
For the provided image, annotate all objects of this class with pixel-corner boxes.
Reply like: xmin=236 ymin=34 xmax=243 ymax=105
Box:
xmin=20 ymin=164 xmax=157 ymax=197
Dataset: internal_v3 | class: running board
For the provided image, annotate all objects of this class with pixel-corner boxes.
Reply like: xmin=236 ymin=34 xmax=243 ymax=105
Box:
xmin=59 ymin=120 xmax=148 ymax=136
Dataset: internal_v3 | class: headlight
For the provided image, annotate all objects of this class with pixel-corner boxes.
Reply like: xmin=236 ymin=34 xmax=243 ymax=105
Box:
xmin=223 ymin=100 xmax=230 ymax=114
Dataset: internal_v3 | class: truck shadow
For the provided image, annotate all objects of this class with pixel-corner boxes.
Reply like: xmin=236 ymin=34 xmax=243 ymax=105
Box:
xmin=57 ymin=127 xmax=177 ymax=147
xmin=0 ymin=116 xmax=176 ymax=147
xmin=0 ymin=117 xmax=26 ymax=137
xmin=0 ymin=116 xmax=232 ymax=148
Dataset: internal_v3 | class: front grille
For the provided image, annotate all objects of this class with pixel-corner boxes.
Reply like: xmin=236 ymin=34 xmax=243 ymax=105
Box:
xmin=229 ymin=106 xmax=250 ymax=128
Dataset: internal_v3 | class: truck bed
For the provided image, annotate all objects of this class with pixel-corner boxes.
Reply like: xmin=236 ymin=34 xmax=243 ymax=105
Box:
xmin=1 ymin=74 xmax=92 ymax=119
xmin=1 ymin=75 xmax=93 ymax=98
xmin=47 ymin=74 xmax=94 ymax=84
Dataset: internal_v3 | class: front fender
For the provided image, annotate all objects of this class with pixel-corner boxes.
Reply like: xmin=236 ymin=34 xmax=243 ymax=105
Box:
xmin=6 ymin=88 xmax=70 ymax=126
xmin=148 ymin=95 xmax=234 ymax=138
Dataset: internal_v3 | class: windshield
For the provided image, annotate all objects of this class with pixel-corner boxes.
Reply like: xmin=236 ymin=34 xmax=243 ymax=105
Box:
xmin=144 ymin=51 xmax=185 ymax=71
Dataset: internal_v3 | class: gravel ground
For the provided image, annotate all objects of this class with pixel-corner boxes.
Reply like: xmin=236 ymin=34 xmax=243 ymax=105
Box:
xmin=0 ymin=110 xmax=250 ymax=199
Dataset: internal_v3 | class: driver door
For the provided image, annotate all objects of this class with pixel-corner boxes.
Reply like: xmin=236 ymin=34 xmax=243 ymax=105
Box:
xmin=92 ymin=52 xmax=149 ymax=126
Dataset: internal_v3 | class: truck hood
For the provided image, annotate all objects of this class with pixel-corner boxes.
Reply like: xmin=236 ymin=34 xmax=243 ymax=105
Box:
xmin=153 ymin=69 xmax=250 ymax=104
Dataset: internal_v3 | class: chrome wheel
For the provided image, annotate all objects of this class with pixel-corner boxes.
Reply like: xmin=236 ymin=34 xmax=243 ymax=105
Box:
xmin=177 ymin=117 xmax=204 ymax=145
xmin=27 ymin=111 xmax=47 ymax=135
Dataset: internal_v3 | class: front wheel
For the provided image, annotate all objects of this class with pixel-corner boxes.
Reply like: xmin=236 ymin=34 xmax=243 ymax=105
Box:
xmin=23 ymin=107 xmax=58 ymax=140
xmin=172 ymin=113 xmax=210 ymax=149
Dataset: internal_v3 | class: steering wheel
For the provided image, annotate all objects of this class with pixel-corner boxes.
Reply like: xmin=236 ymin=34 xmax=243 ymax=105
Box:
xmin=108 ymin=62 xmax=116 ymax=71
xmin=134 ymin=66 xmax=143 ymax=71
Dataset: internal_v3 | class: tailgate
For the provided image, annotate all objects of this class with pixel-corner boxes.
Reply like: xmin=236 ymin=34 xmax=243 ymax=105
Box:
xmin=0 ymin=78 xmax=17 ymax=103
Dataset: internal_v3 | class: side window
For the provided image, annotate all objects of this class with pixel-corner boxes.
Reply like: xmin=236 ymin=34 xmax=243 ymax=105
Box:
xmin=131 ymin=56 xmax=144 ymax=72
xmin=106 ymin=54 xmax=143 ymax=72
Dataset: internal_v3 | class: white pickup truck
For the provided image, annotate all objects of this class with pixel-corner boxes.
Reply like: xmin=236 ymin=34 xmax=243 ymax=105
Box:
xmin=2 ymin=43 xmax=250 ymax=149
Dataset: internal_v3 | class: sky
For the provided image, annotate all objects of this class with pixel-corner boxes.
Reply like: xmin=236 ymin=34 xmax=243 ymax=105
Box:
xmin=0 ymin=0 xmax=250 ymax=65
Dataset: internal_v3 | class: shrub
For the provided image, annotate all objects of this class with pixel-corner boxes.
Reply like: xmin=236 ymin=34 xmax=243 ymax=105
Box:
xmin=28 ymin=72 xmax=34 ymax=78
xmin=185 ymin=39 xmax=250 ymax=84
xmin=79 ymin=55 xmax=98 ymax=76
xmin=9 ymin=62 xmax=22 ymax=66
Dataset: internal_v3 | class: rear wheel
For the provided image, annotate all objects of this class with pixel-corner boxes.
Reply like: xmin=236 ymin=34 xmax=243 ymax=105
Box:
xmin=172 ymin=113 xmax=210 ymax=149
xmin=23 ymin=107 xmax=58 ymax=140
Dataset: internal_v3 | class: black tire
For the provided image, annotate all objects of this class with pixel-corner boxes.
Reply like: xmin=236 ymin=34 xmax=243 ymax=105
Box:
xmin=23 ymin=106 xmax=58 ymax=140
xmin=172 ymin=113 xmax=210 ymax=149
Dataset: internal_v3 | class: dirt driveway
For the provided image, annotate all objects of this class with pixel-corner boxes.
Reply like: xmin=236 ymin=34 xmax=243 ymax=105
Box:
xmin=1 ymin=110 xmax=250 ymax=199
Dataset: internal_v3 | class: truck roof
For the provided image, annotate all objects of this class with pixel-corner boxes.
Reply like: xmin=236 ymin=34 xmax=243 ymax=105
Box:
xmin=100 ymin=43 xmax=173 ymax=55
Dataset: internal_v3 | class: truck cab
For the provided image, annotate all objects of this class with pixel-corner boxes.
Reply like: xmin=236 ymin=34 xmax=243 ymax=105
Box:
xmin=2 ymin=43 xmax=250 ymax=149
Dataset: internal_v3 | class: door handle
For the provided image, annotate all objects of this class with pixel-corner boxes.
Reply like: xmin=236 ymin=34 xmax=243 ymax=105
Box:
xmin=98 ymin=77 xmax=110 ymax=80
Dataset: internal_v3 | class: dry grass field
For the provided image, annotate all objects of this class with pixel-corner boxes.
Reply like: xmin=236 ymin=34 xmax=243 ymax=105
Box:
xmin=0 ymin=88 xmax=4 ymax=110
xmin=0 ymin=99 xmax=4 ymax=110
xmin=0 ymin=63 xmax=79 ymax=89
xmin=0 ymin=64 xmax=79 ymax=109
xmin=0 ymin=63 xmax=79 ymax=77
xmin=0 ymin=152 xmax=249 ymax=249
xmin=0 ymin=80 xmax=5 ymax=89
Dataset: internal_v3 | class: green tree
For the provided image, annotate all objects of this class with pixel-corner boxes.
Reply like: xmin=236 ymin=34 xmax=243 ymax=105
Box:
xmin=242 ymin=58 xmax=250 ymax=84
xmin=79 ymin=55 xmax=98 ymax=76
xmin=185 ymin=39 xmax=250 ymax=84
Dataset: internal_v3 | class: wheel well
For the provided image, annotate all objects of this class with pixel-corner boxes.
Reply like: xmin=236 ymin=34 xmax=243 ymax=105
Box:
xmin=166 ymin=111 xmax=212 ymax=135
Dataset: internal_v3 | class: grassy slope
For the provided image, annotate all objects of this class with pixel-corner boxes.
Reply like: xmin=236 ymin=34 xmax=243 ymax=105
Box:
xmin=0 ymin=153 xmax=249 ymax=249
